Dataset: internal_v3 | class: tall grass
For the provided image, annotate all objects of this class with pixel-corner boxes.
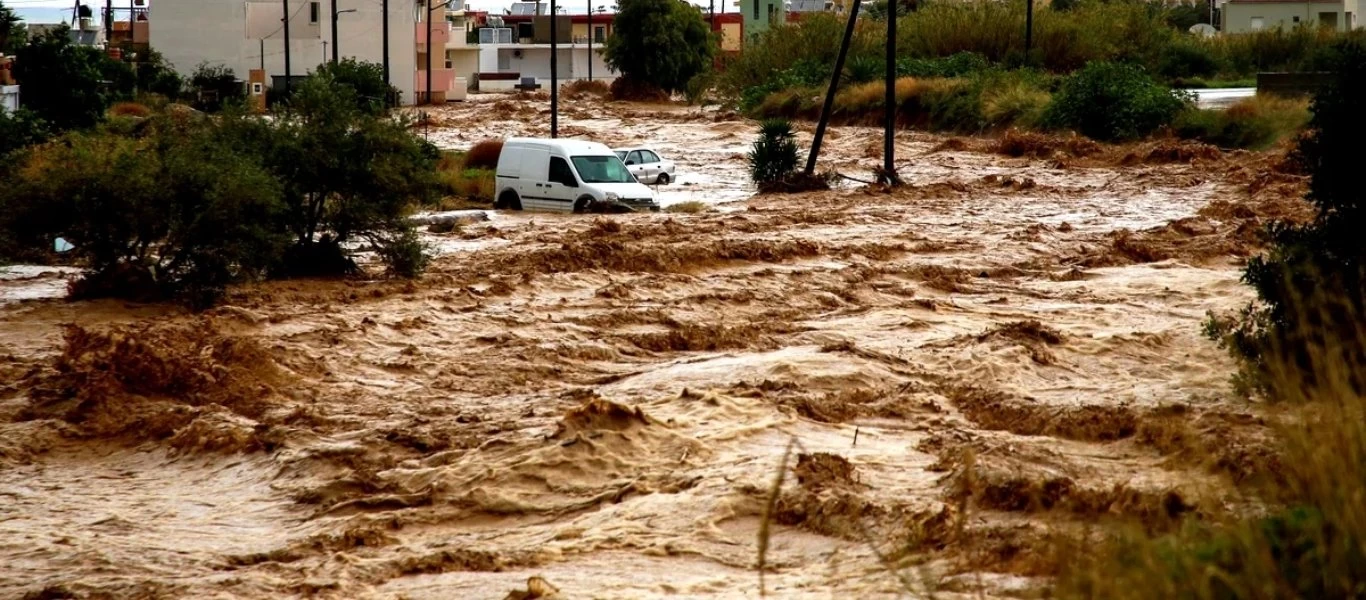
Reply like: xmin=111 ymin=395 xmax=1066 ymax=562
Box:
xmin=1056 ymin=309 xmax=1366 ymax=600
xmin=721 ymin=0 xmax=1362 ymax=104
xmin=1173 ymin=95 xmax=1310 ymax=150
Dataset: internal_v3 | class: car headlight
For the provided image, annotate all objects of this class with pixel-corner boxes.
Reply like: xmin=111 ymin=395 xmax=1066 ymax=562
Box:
xmin=604 ymin=192 xmax=620 ymax=201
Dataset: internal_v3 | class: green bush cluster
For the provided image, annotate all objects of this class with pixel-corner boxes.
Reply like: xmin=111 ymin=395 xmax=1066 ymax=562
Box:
xmin=1043 ymin=62 xmax=1193 ymax=141
xmin=0 ymin=68 xmax=440 ymax=307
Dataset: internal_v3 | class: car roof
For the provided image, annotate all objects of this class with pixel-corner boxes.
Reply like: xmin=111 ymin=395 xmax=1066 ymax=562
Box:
xmin=612 ymin=146 xmax=660 ymax=153
xmin=504 ymin=137 xmax=613 ymax=155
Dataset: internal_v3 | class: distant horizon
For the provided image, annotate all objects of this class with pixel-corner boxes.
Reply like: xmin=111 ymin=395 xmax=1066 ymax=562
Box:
xmin=11 ymin=0 xmax=729 ymax=25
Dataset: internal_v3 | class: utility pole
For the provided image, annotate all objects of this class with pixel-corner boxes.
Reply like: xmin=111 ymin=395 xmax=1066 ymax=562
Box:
xmin=1024 ymin=0 xmax=1033 ymax=57
xmin=105 ymin=0 xmax=111 ymax=45
xmin=331 ymin=4 xmax=356 ymax=63
xmin=550 ymin=0 xmax=558 ymax=137
xmin=587 ymin=0 xmax=592 ymax=81
xmin=804 ymin=0 xmax=861 ymax=175
xmin=331 ymin=0 xmax=338 ymax=62
xmin=382 ymin=0 xmax=390 ymax=102
xmin=882 ymin=0 xmax=898 ymax=185
xmin=283 ymin=0 xmax=292 ymax=95
xmin=260 ymin=39 xmax=266 ymax=71
xmin=426 ymin=0 xmax=452 ymax=105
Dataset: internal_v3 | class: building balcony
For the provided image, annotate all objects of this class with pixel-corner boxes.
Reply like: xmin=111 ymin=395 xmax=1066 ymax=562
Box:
xmin=415 ymin=68 xmax=454 ymax=92
xmin=416 ymin=21 xmax=452 ymax=51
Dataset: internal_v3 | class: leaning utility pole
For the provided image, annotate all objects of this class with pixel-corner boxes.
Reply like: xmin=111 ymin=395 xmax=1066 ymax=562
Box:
xmin=882 ymin=0 xmax=898 ymax=185
xmin=550 ymin=0 xmax=558 ymax=138
xmin=283 ymin=0 xmax=292 ymax=95
xmin=804 ymin=0 xmax=862 ymax=175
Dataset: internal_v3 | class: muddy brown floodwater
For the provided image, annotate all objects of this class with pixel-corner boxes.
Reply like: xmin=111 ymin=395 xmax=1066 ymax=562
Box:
xmin=0 ymin=96 xmax=1308 ymax=599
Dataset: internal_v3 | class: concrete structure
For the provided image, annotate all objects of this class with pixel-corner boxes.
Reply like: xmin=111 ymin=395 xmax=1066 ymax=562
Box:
xmin=1221 ymin=0 xmax=1360 ymax=32
xmin=151 ymin=0 xmax=475 ymax=105
xmin=476 ymin=43 xmax=614 ymax=90
xmin=0 ymin=85 xmax=18 ymax=115
xmin=736 ymin=0 xmax=785 ymax=38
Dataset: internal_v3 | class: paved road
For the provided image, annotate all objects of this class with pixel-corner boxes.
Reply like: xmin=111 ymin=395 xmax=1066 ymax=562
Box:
xmin=1188 ymin=87 xmax=1257 ymax=109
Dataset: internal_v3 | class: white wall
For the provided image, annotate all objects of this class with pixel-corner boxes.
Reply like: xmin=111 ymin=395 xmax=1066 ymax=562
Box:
xmin=151 ymin=0 xmax=419 ymax=105
xmin=485 ymin=45 xmax=617 ymax=83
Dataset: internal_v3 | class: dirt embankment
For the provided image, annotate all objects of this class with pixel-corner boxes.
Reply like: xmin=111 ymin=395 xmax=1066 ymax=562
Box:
xmin=0 ymin=96 xmax=1307 ymax=599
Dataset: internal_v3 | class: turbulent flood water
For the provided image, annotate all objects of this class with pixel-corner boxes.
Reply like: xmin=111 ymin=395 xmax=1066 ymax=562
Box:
xmin=0 ymin=95 xmax=1307 ymax=599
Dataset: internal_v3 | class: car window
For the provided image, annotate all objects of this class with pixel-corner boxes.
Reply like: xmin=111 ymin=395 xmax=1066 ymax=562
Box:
xmin=626 ymin=151 xmax=642 ymax=165
xmin=614 ymin=151 xmax=627 ymax=160
xmin=642 ymin=151 xmax=660 ymax=163
xmin=572 ymin=155 xmax=637 ymax=183
xmin=548 ymin=156 xmax=577 ymax=187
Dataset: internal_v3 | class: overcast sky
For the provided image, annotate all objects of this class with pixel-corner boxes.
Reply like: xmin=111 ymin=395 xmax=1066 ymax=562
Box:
xmin=8 ymin=0 xmax=728 ymax=23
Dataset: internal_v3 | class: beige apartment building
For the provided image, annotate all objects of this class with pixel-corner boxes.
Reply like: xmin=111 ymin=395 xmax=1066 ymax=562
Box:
xmin=1221 ymin=0 xmax=1360 ymax=33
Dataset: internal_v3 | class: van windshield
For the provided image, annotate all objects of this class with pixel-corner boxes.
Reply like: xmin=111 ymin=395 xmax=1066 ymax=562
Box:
xmin=571 ymin=155 xmax=637 ymax=184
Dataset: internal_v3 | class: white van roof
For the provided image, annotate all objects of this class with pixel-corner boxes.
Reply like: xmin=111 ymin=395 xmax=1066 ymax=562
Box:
xmin=504 ymin=137 xmax=614 ymax=156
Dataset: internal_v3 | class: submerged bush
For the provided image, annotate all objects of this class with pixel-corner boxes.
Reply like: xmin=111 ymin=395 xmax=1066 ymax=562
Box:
xmin=1044 ymin=62 xmax=1192 ymax=141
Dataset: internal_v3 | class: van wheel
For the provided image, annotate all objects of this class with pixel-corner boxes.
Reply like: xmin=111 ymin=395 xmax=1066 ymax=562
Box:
xmin=656 ymin=172 xmax=670 ymax=185
xmin=573 ymin=195 xmax=595 ymax=214
xmin=496 ymin=191 xmax=523 ymax=211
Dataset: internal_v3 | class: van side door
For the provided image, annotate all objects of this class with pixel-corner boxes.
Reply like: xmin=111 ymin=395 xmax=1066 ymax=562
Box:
xmin=542 ymin=156 xmax=580 ymax=211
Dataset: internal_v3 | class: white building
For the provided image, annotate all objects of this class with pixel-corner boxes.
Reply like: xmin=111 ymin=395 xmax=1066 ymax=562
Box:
xmin=151 ymin=0 xmax=467 ymax=105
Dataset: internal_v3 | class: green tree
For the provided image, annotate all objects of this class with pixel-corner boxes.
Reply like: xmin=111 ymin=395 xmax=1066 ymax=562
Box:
xmin=605 ymin=0 xmax=717 ymax=94
xmin=0 ymin=115 xmax=288 ymax=306
xmin=0 ymin=0 xmax=24 ymax=55
xmin=314 ymin=58 xmax=395 ymax=115
xmin=13 ymin=25 xmax=114 ymax=131
xmin=228 ymin=72 xmax=438 ymax=277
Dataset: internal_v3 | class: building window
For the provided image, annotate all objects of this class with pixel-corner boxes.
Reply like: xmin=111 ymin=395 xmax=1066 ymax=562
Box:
xmin=310 ymin=1 xmax=319 ymax=24
xmin=1250 ymin=16 xmax=1264 ymax=30
xmin=753 ymin=0 xmax=759 ymax=20
xmin=416 ymin=0 xmax=425 ymax=22
xmin=594 ymin=25 xmax=605 ymax=42
xmin=1293 ymin=15 xmax=1300 ymax=22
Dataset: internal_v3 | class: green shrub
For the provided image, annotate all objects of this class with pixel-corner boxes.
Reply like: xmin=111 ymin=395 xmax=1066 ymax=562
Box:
xmin=375 ymin=228 xmax=431 ymax=279
xmin=1159 ymin=39 xmax=1224 ymax=80
xmin=896 ymin=52 xmax=991 ymax=78
xmin=749 ymin=119 xmax=801 ymax=189
xmin=0 ymin=108 xmax=50 ymax=158
xmin=1044 ymin=61 xmax=1193 ymax=141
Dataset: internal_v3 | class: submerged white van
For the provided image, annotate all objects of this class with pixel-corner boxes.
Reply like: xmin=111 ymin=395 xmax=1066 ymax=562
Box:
xmin=494 ymin=138 xmax=661 ymax=213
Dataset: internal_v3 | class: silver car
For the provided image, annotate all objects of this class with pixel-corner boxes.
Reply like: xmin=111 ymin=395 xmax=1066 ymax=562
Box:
xmin=613 ymin=147 xmax=677 ymax=185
